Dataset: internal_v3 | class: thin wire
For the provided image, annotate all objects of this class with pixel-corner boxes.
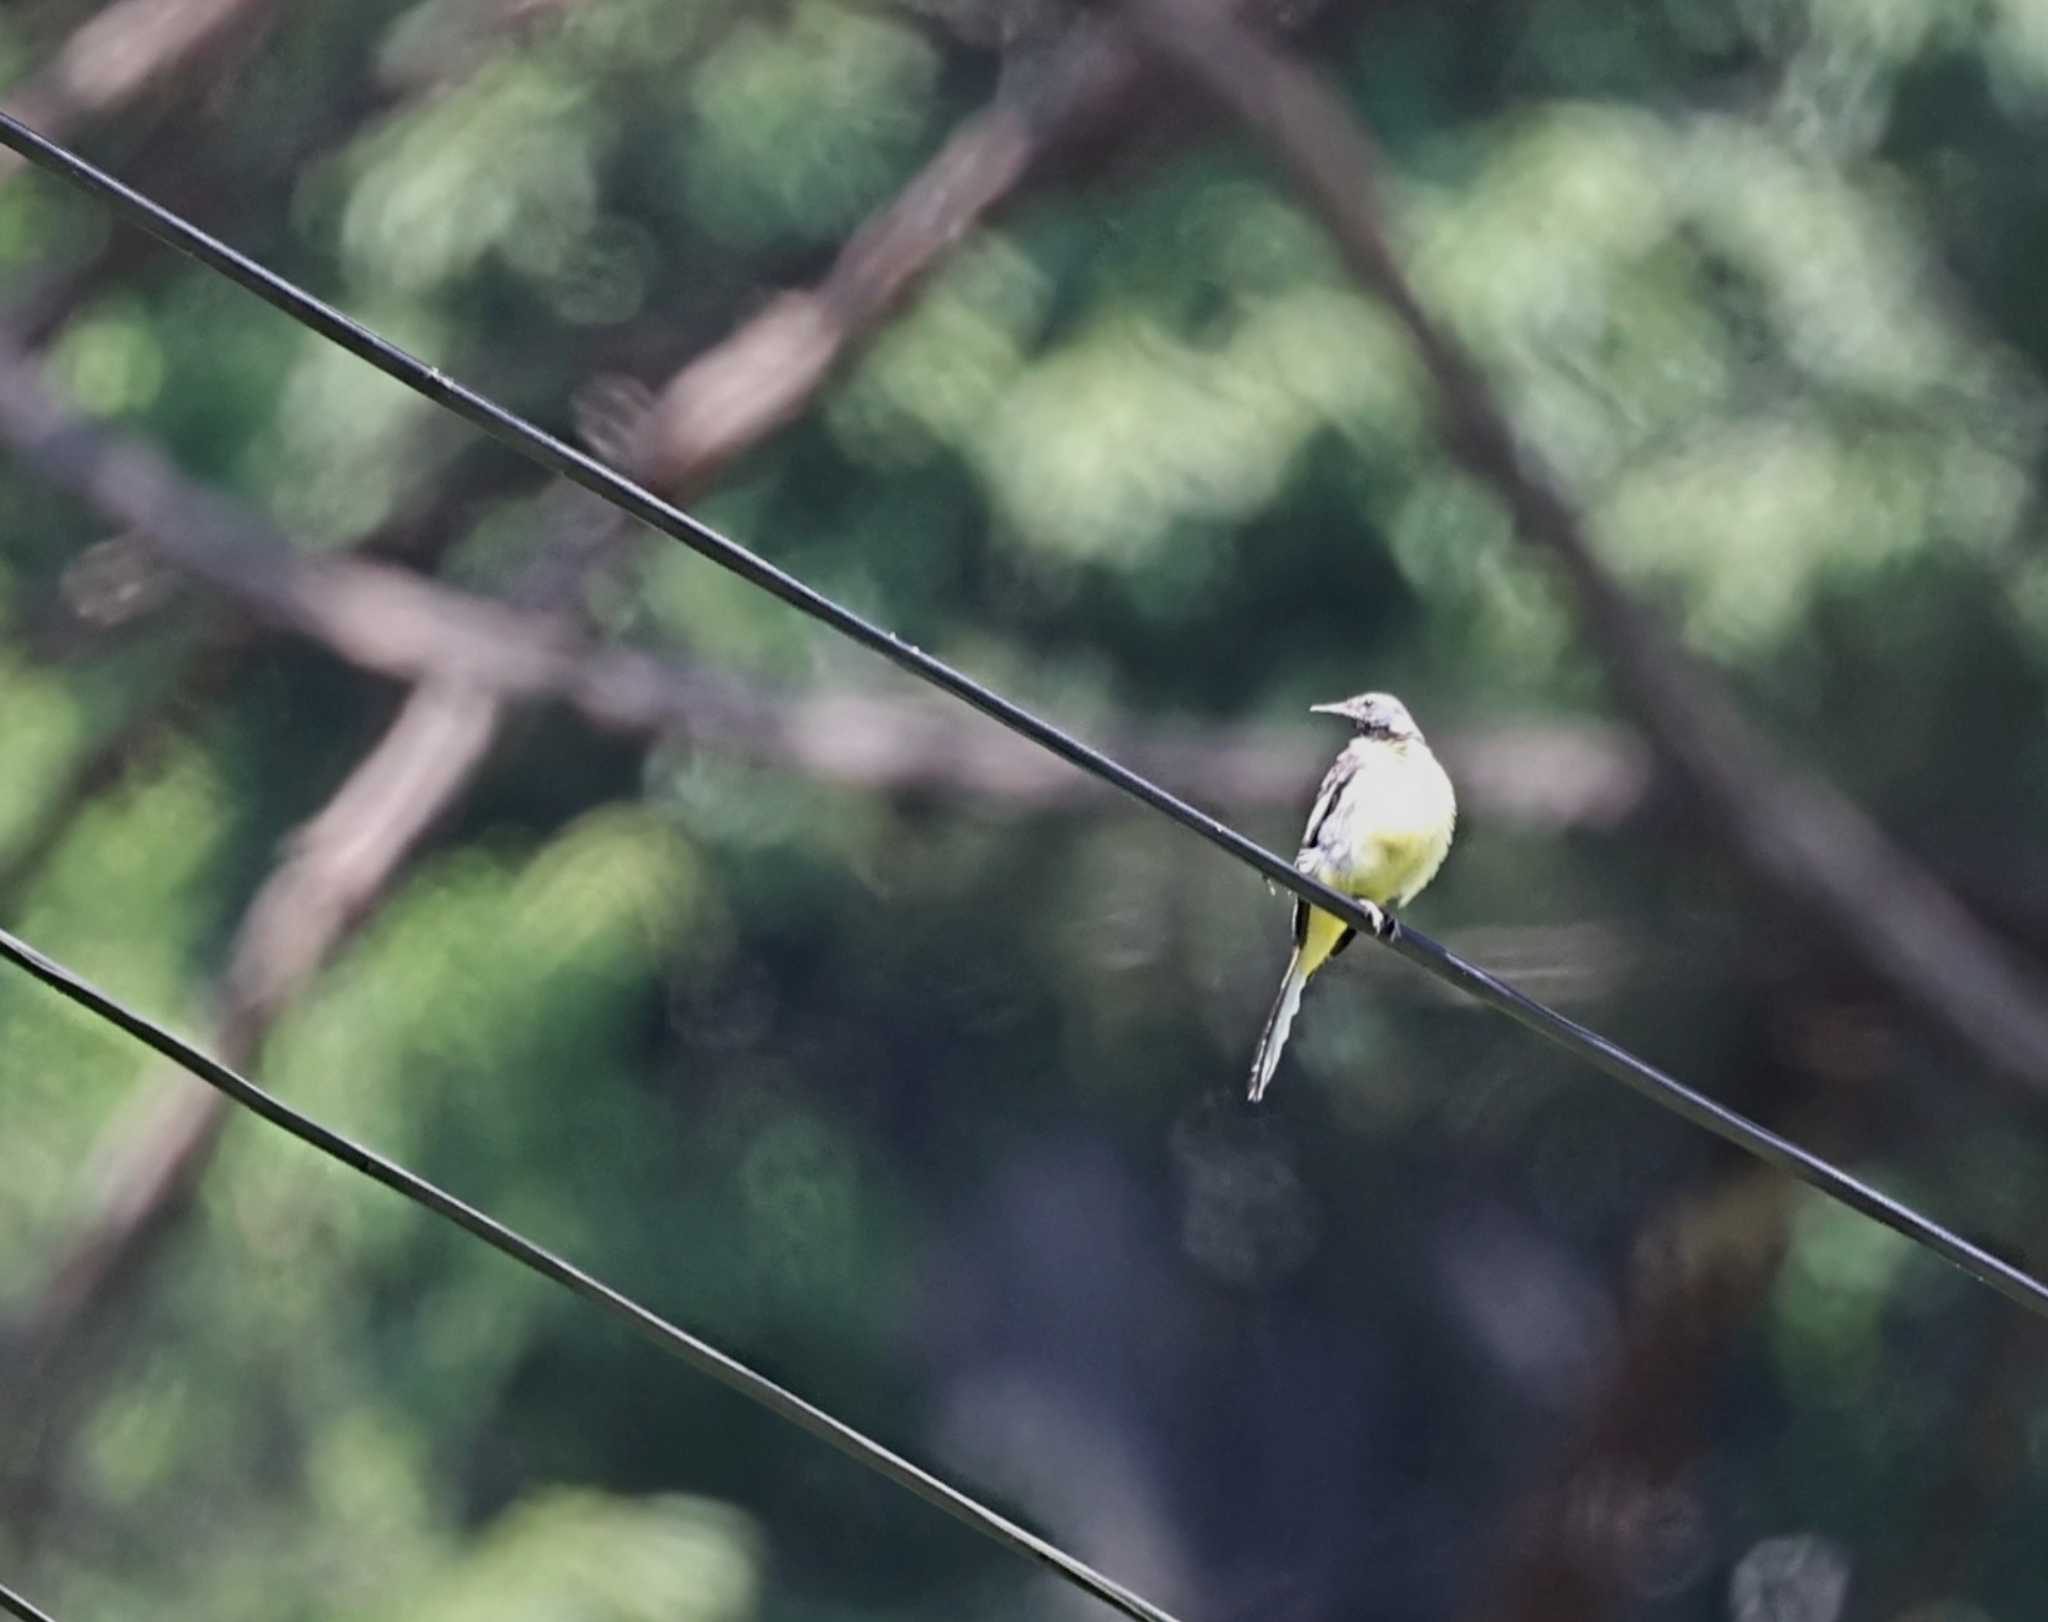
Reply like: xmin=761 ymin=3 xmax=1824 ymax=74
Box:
xmin=0 ymin=928 xmax=1181 ymax=1622
xmin=0 ymin=1581 xmax=59 ymax=1622
xmin=0 ymin=115 xmax=2044 ymax=1326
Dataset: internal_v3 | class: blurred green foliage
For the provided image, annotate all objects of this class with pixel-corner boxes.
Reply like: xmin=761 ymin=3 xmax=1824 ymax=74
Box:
xmin=6 ymin=0 xmax=2048 ymax=1618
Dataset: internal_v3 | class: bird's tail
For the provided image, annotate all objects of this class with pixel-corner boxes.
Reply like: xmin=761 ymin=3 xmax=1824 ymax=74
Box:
xmin=1248 ymin=950 xmax=1310 ymax=1103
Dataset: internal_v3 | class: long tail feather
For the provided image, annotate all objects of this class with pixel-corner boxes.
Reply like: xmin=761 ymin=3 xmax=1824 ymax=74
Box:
xmin=1248 ymin=950 xmax=1309 ymax=1102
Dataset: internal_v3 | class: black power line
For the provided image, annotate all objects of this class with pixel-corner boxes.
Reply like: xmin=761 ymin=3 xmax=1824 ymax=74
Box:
xmin=0 ymin=112 xmax=2045 ymax=1320
xmin=0 ymin=1580 xmax=59 ymax=1622
xmin=0 ymin=926 xmax=1183 ymax=1622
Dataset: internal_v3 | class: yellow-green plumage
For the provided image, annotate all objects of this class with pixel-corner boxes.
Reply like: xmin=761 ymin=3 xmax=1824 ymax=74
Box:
xmin=1249 ymin=693 xmax=1456 ymax=1101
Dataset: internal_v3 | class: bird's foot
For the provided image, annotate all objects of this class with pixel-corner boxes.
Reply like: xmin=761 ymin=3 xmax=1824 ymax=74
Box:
xmin=1364 ymin=902 xmax=1397 ymax=942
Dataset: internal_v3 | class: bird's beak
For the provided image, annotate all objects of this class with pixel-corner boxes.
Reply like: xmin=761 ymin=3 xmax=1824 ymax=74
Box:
xmin=1308 ymin=701 xmax=1349 ymax=716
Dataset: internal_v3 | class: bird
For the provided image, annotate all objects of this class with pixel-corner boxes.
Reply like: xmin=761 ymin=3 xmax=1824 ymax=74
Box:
xmin=1247 ymin=691 xmax=1456 ymax=1102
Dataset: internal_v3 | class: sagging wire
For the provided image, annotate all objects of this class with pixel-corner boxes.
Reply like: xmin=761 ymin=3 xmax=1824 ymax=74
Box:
xmin=0 ymin=925 xmax=1184 ymax=1622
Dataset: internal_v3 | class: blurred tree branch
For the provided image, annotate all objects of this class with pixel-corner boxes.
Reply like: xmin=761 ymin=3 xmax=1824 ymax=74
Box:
xmin=0 ymin=0 xmax=287 ymax=340
xmin=0 ymin=0 xmax=1321 ymax=1513
xmin=637 ymin=12 xmax=1133 ymax=489
xmin=1884 ymin=1231 xmax=2048 ymax=1609
xmin=0 ymin=0 xmax=278 ymax=186
xmin=0 ymin=336 xmax=1647 ymax=830
xmin=1117 ymin=0 xmax=2048 ymax=1100
xmin=1478 ymin=1167 xmax=1797 ymax=1621
xmin=1105 ymin=10 xmax=2048 ymax=1614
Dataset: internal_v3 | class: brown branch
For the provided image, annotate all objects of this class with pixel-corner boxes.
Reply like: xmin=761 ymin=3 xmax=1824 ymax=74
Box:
xmin=1884 ymin=1224 xmax=2048 ymax=1609
xmin=0 ymin=0 xmax=279 ymax=184
xmin=592 ymin=667 xmax=1651 ymax=828
xmin=0 ymin=663 xmax=554 ymax=1415
xmin=2 ymin=679 xmax=502 ymax=1526
xmin=1107 ymin=12 xmax=2048 ymax=1615
xmin=0 ymin=326 xmax=1645 ymax=827
xmin=1894 ymin=1329 xmax=2045 ymax=1606
xmin=636 ymin=0 xmax=1377 ymax=485
xmin=636 ymin=14 xmax=1140 ymax=490
xmin=0 ymin=10 xmax=1281 ymax=1506
xmin=1469 ymin=985 xmax=1915 ymax=1622
xmin=1475 ymin=1167 xmax=1796 ymax=1621
xmin=0 ymin=0 xmax=284 ymax=339
xmin=1116 ymin=0 xmax=2048 ymax=1098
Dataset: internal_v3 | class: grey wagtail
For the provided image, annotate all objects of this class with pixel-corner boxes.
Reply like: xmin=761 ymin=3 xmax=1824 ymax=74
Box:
xmin=1248 ymin=692 xmax=1456 ymax=1101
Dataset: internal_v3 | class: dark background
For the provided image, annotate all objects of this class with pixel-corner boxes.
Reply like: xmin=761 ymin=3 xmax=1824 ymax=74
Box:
xmin=4 ymin=2 xmax=2048 ymax=1618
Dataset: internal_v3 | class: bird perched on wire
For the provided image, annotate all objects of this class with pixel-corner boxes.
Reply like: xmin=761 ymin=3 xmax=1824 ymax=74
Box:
xmin=1248 ymin=691 xmax=1456 ymax=1102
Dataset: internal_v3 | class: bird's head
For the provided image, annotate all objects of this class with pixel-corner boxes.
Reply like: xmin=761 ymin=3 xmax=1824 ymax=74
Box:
xmin=1310 ymin=691 xmax=1422 ymax=741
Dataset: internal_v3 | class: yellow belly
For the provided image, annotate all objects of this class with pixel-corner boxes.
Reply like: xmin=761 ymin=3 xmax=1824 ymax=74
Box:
xmin=1345 ymin=824 xmax=1454 ymax=906
xmin=1296 ymin=832 xmax=1444 ymax=977
xmin=1295 ymin=741 xmax=1455 ymax=977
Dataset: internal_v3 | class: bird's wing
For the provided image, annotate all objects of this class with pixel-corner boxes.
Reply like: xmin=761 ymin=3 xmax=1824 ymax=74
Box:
xmin=1299 ymin=747 xmax=1361 ymax=855
xmin=1291 ymin=747 xmax=1361 ymax=946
